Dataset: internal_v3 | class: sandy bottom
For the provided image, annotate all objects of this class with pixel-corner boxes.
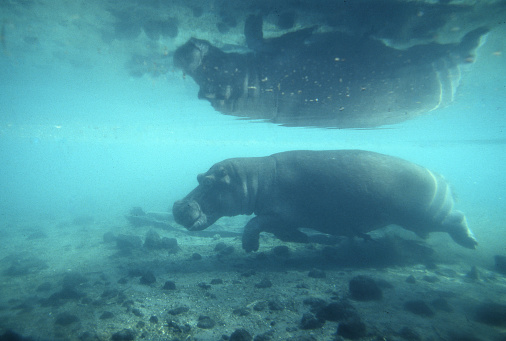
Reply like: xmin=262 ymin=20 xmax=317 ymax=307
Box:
xmin=0 ymin=213 xmax=505 ymax=341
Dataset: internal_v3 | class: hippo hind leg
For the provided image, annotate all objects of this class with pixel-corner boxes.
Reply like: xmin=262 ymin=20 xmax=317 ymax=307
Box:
xmin=442 ymin=210 xmax=477 ymax=249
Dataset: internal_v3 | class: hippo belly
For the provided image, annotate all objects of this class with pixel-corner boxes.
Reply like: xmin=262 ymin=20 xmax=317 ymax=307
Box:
xmin=172 ymin=150 xmax=477 ymax=252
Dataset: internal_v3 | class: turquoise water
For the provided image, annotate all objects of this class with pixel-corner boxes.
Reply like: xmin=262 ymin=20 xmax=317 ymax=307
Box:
xmin=0 ymin=1 xmax=505 ymax=340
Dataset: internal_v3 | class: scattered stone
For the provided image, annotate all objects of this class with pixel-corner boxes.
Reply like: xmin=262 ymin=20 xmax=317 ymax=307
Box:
xmin=316 ymin=301 xmax=357 ymax=322
xmin=255 ymin=278 xmax=272 ymax=288
xmin=103 ymin=231 xmax=116 ymax=243
xmin=101 ymin=289 xmax=119 ymax=299
xmin=494 ymin=255 xmax=506 ymax=274
xmin=117 ymin=277 xmax=128 ymax=285
xmin=162 ymin=281 xmax=176 ymax=290
xmin=100 ymin=311 xmax=114 ymax=319
xmin=62 ymin=272 xmax=88 ymax=289
xmin=3 ymin=255 xmax=49 ymax=276
xmin=273 ymin=245 xmax=291 ymax=257
xmin=466 ymin=266 xmax=480 ymax=280
xmin=217 ymin=245 xmax=235 ymax=256
xmin=474 ymin=302 xmax=506 ymax=326
xmin=140 ymin=271 xmax=156 ymax=285
xmin=300 ymin=312 xmax=325 ymax=329
xmin=198 ymin=282 xmax=211 ymax=289
xmin=116 ymin=234 xmax=142 ymax=252
xmin=233 ymin=307 xmax=250 ymax=316
xmin=214 ymin=242 xmax=227 ymax=252
xmin=349 ymin=275 xmax=382 ymax=301
xmin=168 ymin=306 xmax=189 ymax=315
xmin=167 ymin=320 xmax=191 ymax=334
xmin=161 ymin=238 xmax=179 ymax=253
xmin=404 ymin=300 xmax=435 ymax=317
xmin=111 ymin=328 xmax=135 ymax=341
xmin=132 ymin=308 xmax=143 ymax=317
xmin=191 ymin=253 xmax=202 ymax=260
xmin=210 ymin=278 xmax=223 ymax=285
xmin=197 ymin=315 xmax=215 ymax=329
xmin=144 ymin=230 xmax=162 ymax=249
xmin=229 ymin=328 xmax=253 ymax=341
xmin=303 ymin=297 xmax=327 ymax=311
xmin=308 ymin=269 xmax=326 ymax=279
xmin=337 ymin=316 xmax=367 ymax=340
xmin=268 ymin=299 xmax=284 ymax=311
xmin=431 ymin=298 xmax=453 ymax=312
xmin=406 ymin=275 xmax=417 ymax=284
xmin=55 ymin=312 xmax=80 ymax=326
xmin=422 ymin=275 xmax=439 ymax=283
xmin=296 ymin=282 xmax=309 ymax=289
xmin=149 ymin=315 xmax=158 ymax=324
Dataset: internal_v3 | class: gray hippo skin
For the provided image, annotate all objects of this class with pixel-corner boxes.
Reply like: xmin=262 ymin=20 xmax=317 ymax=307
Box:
xmin=173 ymin=18 xmax=488 ymax=128
xmin=173 ymin=150 xmax=477 ymax=252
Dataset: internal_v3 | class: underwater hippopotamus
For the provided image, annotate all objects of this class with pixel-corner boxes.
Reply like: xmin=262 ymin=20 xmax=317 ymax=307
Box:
xmin=172 ymin=150 xmax=477 ymax=252
xmin=173 ymin=15 xmax=488 ymax=128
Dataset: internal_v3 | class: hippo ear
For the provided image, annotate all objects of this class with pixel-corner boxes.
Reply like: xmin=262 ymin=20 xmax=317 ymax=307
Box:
xmin=197 ymin=173 xmax=215 ymax=188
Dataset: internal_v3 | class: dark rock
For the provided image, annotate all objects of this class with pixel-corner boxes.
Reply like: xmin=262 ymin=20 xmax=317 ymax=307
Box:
xmin=268 ymin=299 xmax=284 ymax=311
xmin=162 ymin=281 xmax=176 ymax=290
xmin=349 ymin=275 xmax=382 ymax=301
xmin=55 ymin=312 xmax=80 ymax=326
xmin=466 ymin=266 xmax=480 ymax=280
xmin=214 ymin=242 xmax=227 ymax=252
xmin=422 ymin=275 xmax=439 ymax=283
xmin=103 ymin=231 xmax=116 ymax=243
xmin=0 ymin=329 xmax=35 ymax=341
xmin=111 ymin=328 xmax=135 ymax=341
xmin=254 ymin=331 xmax=274 ymax=341
xmin=273 ymin=245 xmax=290 ymax=257
xmin=197 ymin=315 xmax=215 ymax=329
xmin=406 ymin=275 xmax=417 ymax=284
xmin=431 ymin=298 xmax=453 ymax=312
xmin=233 ymin=307 xmax=251 ymax=316
xmin=161 ymin=237 xmax=179 ymax=253
xmin=299 ymin=312 xmax=325 ymax=330
xmin=3 ymin=255 xmax=48 ymax=276
xmin=101 ymin=289 xmax=119 ymax=299
xmin=132 ymin=308 xmax=143 ymax=317
xmin=168 ymin=306 xmax=189 ymax=315
xmin=218 ymin=245 xmax=235 ymax=256
xmin=198 ymin=282 xmax=211 ymax=289
xmin=255 ymin=278 xmax=272 ymax=288
xmin=116 ymin=234 xmax=142 ymax=252
xmin=144 ymin=230 xmax=161 ymax=249
xmin=230 ymin=328 xmax=252 ymax=341
xmin=474 ymin=302 xmax=506 ymax=326
xmin=495 ymin=255 xmax=506 ymax=274
xmin=216 ymin=22 xmax=229 ymax=34
xmin=100 ymin=311 xmax=114 ymax=319
xmin=316 ymin=301 xmax=357 ymax=322
xmin=337 ymin=316 xmax=367 ymax=339
xmin=308 ymin=269 xmax=326 ymax=278
xmin=404 ymin=300 xmax=435 ymax=317
xmin=167 ymin=320 xmax=191 ymax=334
xmin=140 ymin=271 xmax=156 ymax=285
xmin=210 ymin=278 xmax=223 ymax=285
xmin=118 ymin=277 xmax=128 ymax=284
xmin=303 ymin=297 xmax=327 ymax=311
xmin=149 ymin=315 xmax=158 ymax=324
xmin=191 ymin=253 xmax=202 ymax=260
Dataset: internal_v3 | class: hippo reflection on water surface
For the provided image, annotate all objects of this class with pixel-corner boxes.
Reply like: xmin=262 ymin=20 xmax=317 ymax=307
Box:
xmin=173 ymin=16 xmax=488 ymax=128
xmin=172 ymin=150 xmax=477 ymax=252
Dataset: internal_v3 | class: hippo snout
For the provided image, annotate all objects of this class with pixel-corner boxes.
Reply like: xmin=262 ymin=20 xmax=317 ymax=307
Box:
xmin=172 ymin=200 xmax=208 ymax=231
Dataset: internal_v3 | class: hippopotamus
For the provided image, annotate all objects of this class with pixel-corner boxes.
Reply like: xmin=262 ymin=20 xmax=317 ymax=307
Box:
xmin=172 ymin=150 xmax=477 ymax=252
xmin=173 ymin=15 xmax=488 ymax=128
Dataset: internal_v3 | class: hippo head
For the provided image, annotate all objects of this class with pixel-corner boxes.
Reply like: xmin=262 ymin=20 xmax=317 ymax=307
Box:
xmin=172 ymin=160 xmax=253 ymax=231
xmin=173 ymin=38 xmax=211 ymax=76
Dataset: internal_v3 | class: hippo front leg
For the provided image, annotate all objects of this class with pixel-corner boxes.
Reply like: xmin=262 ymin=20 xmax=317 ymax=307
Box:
xmin=242 ymin=216 xmax=308 ymax=252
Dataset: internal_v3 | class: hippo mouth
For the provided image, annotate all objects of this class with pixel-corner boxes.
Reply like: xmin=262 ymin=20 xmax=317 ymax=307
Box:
xmin=172 ymin=200 xmax=215 ymax=231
